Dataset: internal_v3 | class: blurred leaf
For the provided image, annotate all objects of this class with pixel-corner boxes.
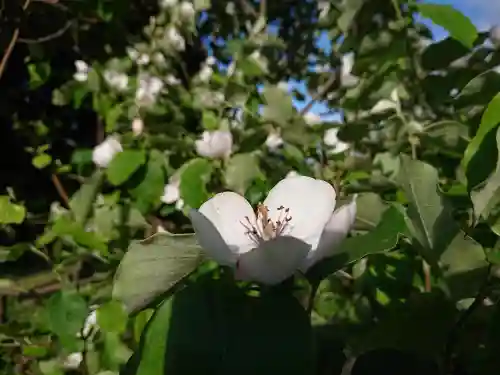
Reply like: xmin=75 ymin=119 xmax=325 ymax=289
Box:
xmin=416 ymin=3 xmax=477 ymax=48
xmin=28 ymin=62 xmax=51 ymax=89
xmin=194 ymin=0 xmax=210 ymax=10
xmin=179 ymin=158 xmax=213 ymax=209
xmin=307 ymin=205 xmax=408 ymax=282
xmin=46 ymin=290 xmax=87 ymax=351
xmin=97 ymin=301 xmax=128 ymax=334
xmin=354 ymin=193 xmax=388 ymax=230
xmin=32 ymin=153 xmax=52 ymax=169
xmin=354 ymin=292 xmax=456 ymax=361
xmin=202 ymin=110 xmax=218 ymax=130
xmin=261 ymin=85 xmax=295 ymax=126
xmin=113 ymin=232 xmax=204 ymax=314
xmin=0 ymin=196 xmax=26 ymax=224
xmin=224 ymin=153 xmax=262 ymax=195
xmin=338 ymin=0 xmax=364 ymax=32
xmin=107 ymin=150 xmax=147 ymax=186
xmin=421 ymin=37 xmax=469 ymax=71
xmin=470 ymin=127 xmax=500 ymax=220
xmin=69 ymin=170 xmax=105 ymax=225
xmin=125 ymin=278 xmax=313 ymax=375
xmin=130 ymin=150 xmax=166 ymax=214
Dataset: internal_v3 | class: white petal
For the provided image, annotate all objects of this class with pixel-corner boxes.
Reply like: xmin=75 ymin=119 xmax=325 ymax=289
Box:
xmin=161 ymin=184 xmax=180 ymax=204
xmin=190 ymin=192 xmax=255 ymax=264
xmin=235 ymin=236 xmax=310 ymax=285
xmin=263 ymin=176 xmax=336 ymax=249
xmin=63 ymin=352 xmax=83 ymax=370
xmin=301 ymin=199 xmax=357 ymax=271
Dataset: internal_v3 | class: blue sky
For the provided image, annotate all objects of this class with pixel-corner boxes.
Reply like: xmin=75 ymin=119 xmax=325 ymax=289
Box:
xmin=290 ymin=0 xmax=500 ymax=119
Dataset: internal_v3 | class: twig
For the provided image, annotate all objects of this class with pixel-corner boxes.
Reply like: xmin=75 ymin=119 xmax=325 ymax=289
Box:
xmin=299 ymin=73 xmax=338 ymax=116
xmin=423 ymin=260 xmax=431 ymax=292
xmin=51 ymin=173 xmax=71 ymax=209
xmin=0 ymin=0 xmax=31 ymax=80
xmin=443 ymin=265 xmax=492 ymax=373
xmin=18 ymin=20 xmax=73 ymax=44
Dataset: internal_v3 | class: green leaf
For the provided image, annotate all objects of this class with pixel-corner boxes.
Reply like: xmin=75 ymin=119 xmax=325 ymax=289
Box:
xmin=32 ymin=153 xmax=52 ymax=169
xmin=307 ymin=205 xmax=408 ymax=282
xmin=107 ymin=150 xmax=146 ymax=186
xmin=338 ymin=0 xmax=364 ymax=32
xmin=0 ymin=196 xmax=26 ymax=224
xmin=462 ymin=92 xmax=500 ymax=171
xmin=421 ymin=37 xmax=469 ymax=71
xmin=97 ymin=301 xmax=128 ymax=334
xmin=194 ymin=0 xmax=210 ymax=10
xmin=353 ymin=193 xmax=388 ymax=230
xmin=28 ymin=62 xmax=51 ymax=89
xmin=397 ymin=155 xmax=456 ymax=261
xmin=130 ymin=150 xmax=166 ymax=214
xmin=113 ymin=232 xmax=203 ymax=314
xmin=124 ymin=278 xmax=313 ymax=375
xmin=470 ymin=126 xmax=500 ymax=220
xmin=438 ymin=232 xmax=488 ymax=300
xmin=354 ymin=292 xmax=456 ymax=358
xmin=224 ymin=153 xmax=262 ymax=195
xmin=202 ymin=110 xmax=218 ymax=130
xmin=46 ymin=290 xmax=87 ymax=351
xmin=179 ymin=158 xmax=213 ymax=209
xmin=261 ymin=85 xmax=295 ymax=126
xmin=48 ymin=216 xmax=108 ymax=253
xmin=69 ymin=170 xmax=105 ymax=225
xmin=416 ymin=3 xmax=477 ymax=48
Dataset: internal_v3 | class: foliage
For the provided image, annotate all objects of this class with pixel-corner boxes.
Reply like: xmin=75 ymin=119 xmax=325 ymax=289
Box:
xmin=1 ymin=0 xmax=500 ymax=374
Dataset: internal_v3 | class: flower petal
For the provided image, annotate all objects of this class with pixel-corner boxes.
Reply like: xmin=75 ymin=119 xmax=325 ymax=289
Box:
xmin=189 ymin=210 xmax=237 ymax=265
xmin=263 ymin=176 xmax=336 ymax=249
xmin=236 ymin=236 xmax=310 ymax=285
xmin=190 ymin=192 xmax=256 ymax=264
xmin=300 ymin=198 xmax=357 ymax=271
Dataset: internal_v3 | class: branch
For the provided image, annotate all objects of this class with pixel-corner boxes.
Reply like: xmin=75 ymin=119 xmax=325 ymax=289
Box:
xmin=18 ymin=20 xmax=73 ymax=44
xmin=0 ymin=0 xmax=31 ymax=79
xmin=299 ymin=72 xmax=338 ymax=116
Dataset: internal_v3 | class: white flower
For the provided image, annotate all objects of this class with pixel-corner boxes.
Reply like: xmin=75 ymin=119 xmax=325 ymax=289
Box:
xmin=62 ymin=352 xmax=83 ymax=370
xmin=189 ymin=176 xmax=357 ymax=284
xmin=340 ymin=53 xmax=359 ymax=87
xmin=277 ymin=81 xmax=289 ymax=91
xmin=304 ymin=112 xmax=322 ymax=126
xmin=165 ymin=74 xmax=181 ymax=85
xmin=195 ymin=130 xmax=233 ymax=159
xmin=165 ymin=27 xmax=185 ymax=51
xmin=286 ymin=170 xmax=299 ymax=178
xmin=132 ymin=118 xmax=144 ymax=136
xmin=265 ymin=132 xmax=284 ymax=150
xmin=82 ymin=309 xmax=98 ymax=338
xmin=152 ymin=52 xmax=166 ymax=65
xmin=161 ymin=180 xmax=180 ymax=204
xmin=103 ymin=70 xmax=128 ymax=91
xmin=160 ymin=0 xmax=177 ymax=7
xmin=92 ymin=136 xmax=123 ymax=168
xmin=136 ymin=73 xmax=164 ymax=106
xmin=74 ymin=60 xmax=89 ymax=82
xmin=323 ymin=128 xmax=350 ymax=154
xmin=126 ymin=47 xmax=139 ymax=61
xmin=197 ymin=65 xmax=213 ymax=83
xmin=179 ymin=1 xmax=195 ymax=21
xmin=137 ymin=54 xmax=150 ymax=66
xmin=490 ymin=25 xmax=500 ymax=47
xmin=206 ymin=56 xmax=217 ymax=66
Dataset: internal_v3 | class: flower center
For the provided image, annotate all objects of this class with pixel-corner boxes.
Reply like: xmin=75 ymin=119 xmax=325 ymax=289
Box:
xmin=240 ymin=204 xmax=293 ymax=245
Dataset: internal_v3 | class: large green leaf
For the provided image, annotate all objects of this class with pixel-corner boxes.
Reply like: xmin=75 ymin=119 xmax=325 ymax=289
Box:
xmin=397 ymin=155 xmax=456 ymax=261
xmin=123 ymin=278 xmax=313 ymax=375
xmin=107 ymin=150 xmax=147 ymax=186
xmin=307 ymin=205 xmax=409 ymax=282
xmin=45 ymin=290 xmax=88 ymax=351
xmin=113 ymin=232 xmax=204 ymax=314
xmin=224 ymin=153 xmax=262 ymax=195
xmin=416 ymin=3 xmax=477 ymax=48
xmin=470 ymin=127 xmax=500 ymax=220
xmin=462 ymin=93 xmax=500 ymax=171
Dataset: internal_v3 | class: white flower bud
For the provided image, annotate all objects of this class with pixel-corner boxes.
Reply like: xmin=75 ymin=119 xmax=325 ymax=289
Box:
xmin=74 ymin=60 xmax=89 ymax=82
xmin=132 ymin=118 xmax=144 ymax=136
xmin=92 ymin=136 xmax=123 ymax=168
xmin=195 ymin=130 xmax=233 ymax=159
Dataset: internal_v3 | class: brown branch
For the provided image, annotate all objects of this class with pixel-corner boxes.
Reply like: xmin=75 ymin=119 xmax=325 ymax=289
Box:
xmin=18 ymin=20 xmax=73 ymax=44
xmin=299 ymin=72 xmax=338 ymax=116
xmin=51 ymin=173 xmax=71 ymax=209
xmin=0 ymin=0 xmax=31 ymax=80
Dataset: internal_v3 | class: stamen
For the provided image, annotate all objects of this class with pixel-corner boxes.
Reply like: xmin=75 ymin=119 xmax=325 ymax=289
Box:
xmin=240 ymin=204 xmax=293 ymax=243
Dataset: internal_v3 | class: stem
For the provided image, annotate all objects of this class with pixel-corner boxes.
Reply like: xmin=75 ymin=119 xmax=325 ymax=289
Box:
xmin=306 ymin=281 xmax=319 ymax=316
xmin=422 ymin=260 xmax=431 ymax=292
xmin=443 ymin=265 xmax=491 ymax=373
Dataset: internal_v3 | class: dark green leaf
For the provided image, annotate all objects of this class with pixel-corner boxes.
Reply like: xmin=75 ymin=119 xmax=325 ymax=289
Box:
xmin=107 ymin=150 xmax=147 ymax=186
